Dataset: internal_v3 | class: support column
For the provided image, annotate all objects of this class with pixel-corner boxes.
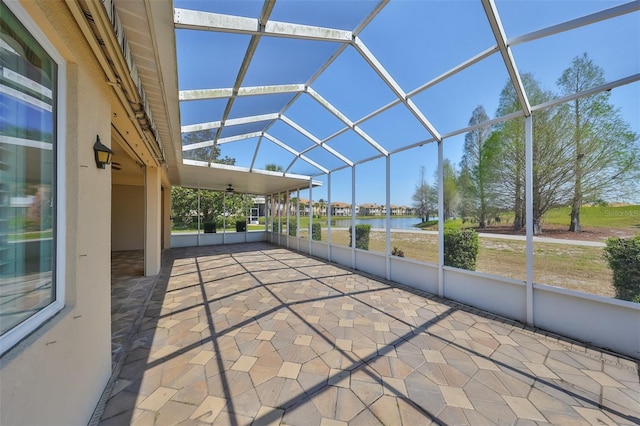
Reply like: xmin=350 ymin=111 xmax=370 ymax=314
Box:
xmin=265 ymin=195 xmax=269 ymax=236
xmin=437 ymin=140 xmax=444 ymax=297
xmin=243 ymin=194 xmax=248 ymax=243
xmin=197 ymin=188 xmax=201 ymax=246
xmin=277 ymin=192 xmax=281 ymax=246
xmin=525 ymin=115 xmax=534 ymax=325
xmin=327 ymin=173 xmax=332 ymax=261
xmin=309 ymin=179 xmax=313 ymax=254
xmin=296 ymin=189 xmax=300 ymax=251
xmin=386 ymin=155 xmax=391 ymax=281
xmin=162 ymin=186 xmax=171 ymax=249
xmin=351 ymin=166 xmax=356 ymax=269
xmin=286 ymin=192 xmax=290 ymax=249
xmin=144 ymin=166 xmax=161 ymax=276
xmin=223 ymin=191 xmax=226 ymax=245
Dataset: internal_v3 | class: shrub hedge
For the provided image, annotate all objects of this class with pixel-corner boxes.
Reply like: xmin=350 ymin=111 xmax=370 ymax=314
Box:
xmin=349 ymin=224 xmax=371 ymax=250
xmin=443 ymin=228 xmax=479 ymax=271
xmin=391 ymin=246 xmax=405 ymax=257
xmin=235 ymin=219 xmax=247 ymax=232
xmin=603 ymin=235 xmax=640 ymax=302
xmin=312 ymin=222 xmax=321 ymax=241
xmin=288 ymin=219 xmax=297 ymax=237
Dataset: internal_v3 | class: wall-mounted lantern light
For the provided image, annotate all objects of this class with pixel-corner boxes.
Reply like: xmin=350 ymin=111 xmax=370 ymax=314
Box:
xmin=93 ymin=135 xmax=113 ymax=169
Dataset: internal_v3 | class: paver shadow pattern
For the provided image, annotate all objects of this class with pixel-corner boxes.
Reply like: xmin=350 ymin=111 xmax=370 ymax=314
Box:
xmin=100 ymin=242 xmax=639 ymax=425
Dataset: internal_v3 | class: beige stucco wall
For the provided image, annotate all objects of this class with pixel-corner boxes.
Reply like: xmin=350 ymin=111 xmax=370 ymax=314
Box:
xmin=144 ymin=167 xmax=162 ymax=276
xmin=0 ymin=1 xmax=112 ymax=424
xmin=112 ymin=184 xmax=145 ymax=251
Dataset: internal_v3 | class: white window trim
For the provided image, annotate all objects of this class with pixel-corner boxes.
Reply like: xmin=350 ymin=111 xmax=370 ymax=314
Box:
xmin=0 ymin=0 xmax=66 ymax=355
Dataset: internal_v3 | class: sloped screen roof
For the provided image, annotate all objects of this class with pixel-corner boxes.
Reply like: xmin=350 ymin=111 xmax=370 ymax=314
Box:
xmin=173 ymin=0 xmax=639 ymax=189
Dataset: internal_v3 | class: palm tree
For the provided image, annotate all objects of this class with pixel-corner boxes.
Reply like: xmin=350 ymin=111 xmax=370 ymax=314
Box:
xmin=318 ymin=198 xmax=326 ymax=216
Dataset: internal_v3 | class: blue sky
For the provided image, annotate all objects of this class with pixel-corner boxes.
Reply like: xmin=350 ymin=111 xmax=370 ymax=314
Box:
xmin=176 ymin=1 xmax=640 ymax=206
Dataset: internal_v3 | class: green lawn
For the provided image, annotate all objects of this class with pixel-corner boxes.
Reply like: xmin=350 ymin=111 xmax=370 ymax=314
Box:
xmin=415 ymin=204 xmax=640 ymax=232
xmin=542 ymin=205 xmax=640 ymax=229
xmin=317 ymin=229 xmax=615 ymax=298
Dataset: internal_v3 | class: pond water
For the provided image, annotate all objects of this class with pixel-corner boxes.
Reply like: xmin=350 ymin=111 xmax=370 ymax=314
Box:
xmin=330 ymin=217 xmax=422 ymax=230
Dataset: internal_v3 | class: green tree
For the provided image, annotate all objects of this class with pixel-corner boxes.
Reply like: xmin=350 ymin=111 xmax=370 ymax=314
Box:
xmin=182 ymin=129 xmax=235 ymax=165
xmin=170 ymin=187 xmax=219 ymax=227
xmin=435 ymin=159 xmax=460 ymax=220
xmin=460 ymin=105 xmax=500 ymax=228
xmin=557 ymin=53 xmax=639 ymax=232
xmin=493 ymin=74 xmax=573 ymax=234
xmin=265 ymin=163 xmax=284 ymax=172
xmin=170 ymin=186 xmax=199 ymax=228
xmin=171 ymin=143 xmax=254 ymax=229
xmin=412 ymin=166 xmax=437 ymax=223
xmin=171 ymin=188 xmax=253 ymax=229
xmin=493 ymin=84 xmax=526 ymax=231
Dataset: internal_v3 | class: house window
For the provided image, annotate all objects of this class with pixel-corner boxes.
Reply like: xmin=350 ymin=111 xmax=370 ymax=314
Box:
xmin=1 ymin=1 xmax=64 ymax=354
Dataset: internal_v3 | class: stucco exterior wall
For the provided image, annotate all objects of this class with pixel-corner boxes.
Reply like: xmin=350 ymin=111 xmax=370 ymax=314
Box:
xmin=0 ymin=1 xmax=112 ymax=424
xmin=112 ymin=184 xmax=144 ymax=251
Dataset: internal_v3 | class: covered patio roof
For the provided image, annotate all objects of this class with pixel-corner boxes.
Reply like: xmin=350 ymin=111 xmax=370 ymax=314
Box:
xmin=109 ymin=0 xmax=639 ymax=195
xmin=179 ymin=162 xmax=322 ymax=194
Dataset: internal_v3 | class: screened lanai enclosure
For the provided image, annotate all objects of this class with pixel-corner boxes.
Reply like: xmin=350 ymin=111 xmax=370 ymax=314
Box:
xmin=169 ymin=0 xmax=639 ymax=358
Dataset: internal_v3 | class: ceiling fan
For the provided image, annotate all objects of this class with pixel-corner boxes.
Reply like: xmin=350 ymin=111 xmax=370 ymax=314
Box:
xmin=225 ymin=184 xmax=235 ymax=193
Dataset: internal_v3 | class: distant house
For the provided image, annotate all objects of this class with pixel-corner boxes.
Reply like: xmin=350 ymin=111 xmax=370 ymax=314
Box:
xmin=284 ymin=198 xmax=309 ymax=216
xmin=298 ymin=198 xmax=310 ymax=216
xmin=359 ymin=203 xmax=383 ymax=216
xmin=331 ymin=202 xmax=352 ymax=216
xmin=404 ymin=206 xmax=417 ymax=215
xmin=312 ymin=200 xmax=328 ymax=216
xmin=390 ymin=205 xmax=414 ymax=215
xmin=331 ymin=202 xmax=416 ymax=216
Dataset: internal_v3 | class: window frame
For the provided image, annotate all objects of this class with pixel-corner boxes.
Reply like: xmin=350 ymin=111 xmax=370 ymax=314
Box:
xmin=0 ymin=0 xmax=66 ymax=355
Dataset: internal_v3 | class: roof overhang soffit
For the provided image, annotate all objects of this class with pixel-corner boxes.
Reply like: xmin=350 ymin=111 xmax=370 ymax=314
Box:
xmin=66 ymin=0 xmax=166 ymax=166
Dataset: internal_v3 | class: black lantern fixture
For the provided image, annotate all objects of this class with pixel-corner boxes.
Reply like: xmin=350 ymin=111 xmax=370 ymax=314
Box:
xmin=93 ymin=135 xmax=113 ymax=169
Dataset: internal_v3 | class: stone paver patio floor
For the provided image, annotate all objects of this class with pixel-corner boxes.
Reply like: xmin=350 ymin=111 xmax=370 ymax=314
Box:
xmin=99 ymin=242 xmax=639 ymax=425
